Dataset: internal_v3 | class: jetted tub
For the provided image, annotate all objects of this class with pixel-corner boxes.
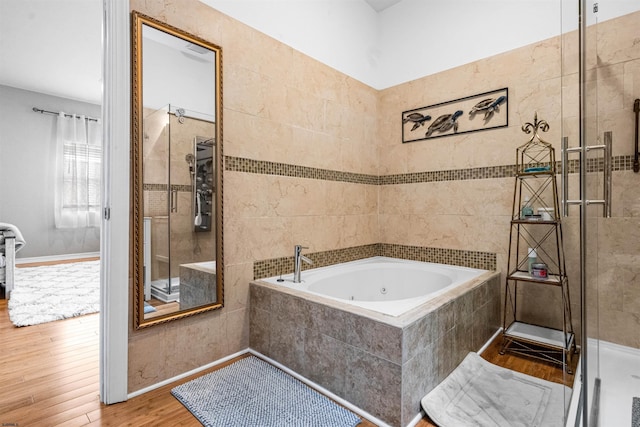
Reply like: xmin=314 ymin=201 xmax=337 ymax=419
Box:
xmin=252 ymin=255 xmax=500 ymax=426
xmin=261 ymin=256 xmax=488 ymax=317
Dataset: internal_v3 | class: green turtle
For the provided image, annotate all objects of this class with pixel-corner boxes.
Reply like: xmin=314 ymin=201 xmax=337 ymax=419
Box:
xmin=403 ymin=112 xmax=432 ymax=131
xmin=426 ymin=110 xmax=464 ymax=137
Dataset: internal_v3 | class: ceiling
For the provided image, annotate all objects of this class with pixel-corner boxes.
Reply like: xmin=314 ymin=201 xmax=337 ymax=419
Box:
xmin=0 ymin=0 xmax=402 ymax=105
xmin=364 ymin=0 xmax=402 ymax=12
xmin=0 ymin=0 xmax=103 ymax=104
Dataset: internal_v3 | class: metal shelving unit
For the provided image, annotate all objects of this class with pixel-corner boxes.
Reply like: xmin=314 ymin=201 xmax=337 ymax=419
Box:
xmin=501 ymin=114 xmax=577 ymax=373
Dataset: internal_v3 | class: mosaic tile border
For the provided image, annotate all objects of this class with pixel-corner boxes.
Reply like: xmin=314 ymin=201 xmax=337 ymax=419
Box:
xmin=253 ymin=244 xmax=380 ymax=279
xmin=225 ymin=156 xmax=379 ymax=185
xmin=227 ymin=155 xmax=635 ymax=186
xmin=253 ymin=243 xmax=496 ymax=279
xmin=143 ymin=183 xmax=193 ymax=192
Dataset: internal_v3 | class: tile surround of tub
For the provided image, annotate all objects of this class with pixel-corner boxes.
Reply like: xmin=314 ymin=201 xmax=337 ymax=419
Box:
xmin=250 ymin=271 xmax=500 ymax=426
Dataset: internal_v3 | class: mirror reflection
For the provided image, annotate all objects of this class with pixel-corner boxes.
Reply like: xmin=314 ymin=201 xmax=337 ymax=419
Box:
xmin=132 ymin=12 xmax=223 ymax=328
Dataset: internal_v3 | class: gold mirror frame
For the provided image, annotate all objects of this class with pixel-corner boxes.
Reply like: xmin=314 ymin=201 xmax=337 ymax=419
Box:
xmin=131 ymin=11 xmax=223 ymax=329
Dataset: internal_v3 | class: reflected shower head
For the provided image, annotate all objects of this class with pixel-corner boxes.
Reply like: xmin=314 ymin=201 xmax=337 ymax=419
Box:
xmin=185 ymin=153 xmax=195 ymax=173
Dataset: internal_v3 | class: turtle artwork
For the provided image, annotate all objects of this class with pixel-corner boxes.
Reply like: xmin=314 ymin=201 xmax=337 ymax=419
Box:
xmin=426 ymin=110 xmax=464 ymax=137
xmin=403 ymin=112 xmax=432 ymax=131
xmin=469 ymin=95 xmax=507 ymax=120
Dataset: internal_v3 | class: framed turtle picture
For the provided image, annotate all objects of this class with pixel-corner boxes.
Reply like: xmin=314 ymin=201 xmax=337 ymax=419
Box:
xmin=402 ymin=87 xmax=508 ymax=143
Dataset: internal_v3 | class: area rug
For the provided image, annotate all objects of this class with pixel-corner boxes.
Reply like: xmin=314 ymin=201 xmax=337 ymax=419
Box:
xmin=633 ymin=397 xmax=639 ymax=427
xmin=421 ymin=352 xmax=570 ymax=427
xmin=8 ymin=260 xmax=100 ymax=327
xmin=171 ymin=355 xmax=361 ymax=427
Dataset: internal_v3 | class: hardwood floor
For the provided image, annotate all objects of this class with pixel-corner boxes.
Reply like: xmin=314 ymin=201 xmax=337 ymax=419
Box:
xmin=0 ymin=294 xmax=577 ymax=426
xmin=0 ymin=299 xmax=100 ymax=426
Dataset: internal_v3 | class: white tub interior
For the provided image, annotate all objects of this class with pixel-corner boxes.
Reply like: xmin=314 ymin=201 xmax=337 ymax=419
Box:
xmin=262 ymin=256 xmax=488 ymax=317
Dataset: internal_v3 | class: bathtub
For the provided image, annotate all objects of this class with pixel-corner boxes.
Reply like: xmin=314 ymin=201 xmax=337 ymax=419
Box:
xmin=149 ymin=261 xmax=216 ymax=305
xmin=261 ymin=257 xmax=487 ymax=317
xmin=179 ymin=260 xmax=217 ymax=310
xmin=181 ymin=260 xmax=216 ymax=274
xmin=252 ymin=256 xmax=500 ymax=426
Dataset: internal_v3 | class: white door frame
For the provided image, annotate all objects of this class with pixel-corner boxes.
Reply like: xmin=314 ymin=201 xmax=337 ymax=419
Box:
xmin=100 ymin=0 xmax=130 ymax=404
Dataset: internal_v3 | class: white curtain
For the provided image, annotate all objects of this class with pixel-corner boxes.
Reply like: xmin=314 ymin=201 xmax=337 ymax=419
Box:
xmin=54 ymin=112 xmax=102 ymax=228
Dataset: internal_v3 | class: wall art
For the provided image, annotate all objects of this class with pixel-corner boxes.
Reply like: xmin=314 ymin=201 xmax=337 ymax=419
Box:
xmin=402 ymin=87 xmax=508 ymax=143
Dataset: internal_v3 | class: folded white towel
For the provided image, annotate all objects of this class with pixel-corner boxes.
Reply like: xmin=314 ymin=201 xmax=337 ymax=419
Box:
xmin=0 ymin=223 xmax=26 ymax=252
xmin=0 ymin=255 xmax=5 ymax=268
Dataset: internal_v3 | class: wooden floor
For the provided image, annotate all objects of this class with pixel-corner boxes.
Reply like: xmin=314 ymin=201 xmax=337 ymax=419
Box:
xmin=0 ymin=293 xmax=577 ymax=426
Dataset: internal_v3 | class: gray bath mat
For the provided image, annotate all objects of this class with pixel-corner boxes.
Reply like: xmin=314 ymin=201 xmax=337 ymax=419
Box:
xmin=633 ymin=397 xmax=640 ymax=427
xmin=171 ymin=355 xmax=361 ymax=427
xmin=421 ymin=352 xmax=570 ymax=427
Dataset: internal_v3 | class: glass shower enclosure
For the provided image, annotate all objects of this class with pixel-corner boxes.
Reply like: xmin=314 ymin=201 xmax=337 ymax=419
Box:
xmin=142 ymin=104 xmax=216 ymax=304
xmin=562 ymin=1 xmax=640 ymax=426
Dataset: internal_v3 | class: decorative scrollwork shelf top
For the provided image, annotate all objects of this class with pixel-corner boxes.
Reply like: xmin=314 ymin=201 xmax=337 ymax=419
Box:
xmin=522 ymin=112 xmax=550 ymax=145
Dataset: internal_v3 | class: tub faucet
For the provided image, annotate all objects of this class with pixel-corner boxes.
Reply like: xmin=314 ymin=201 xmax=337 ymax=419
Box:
xmin=293 ymin=245 xmax=313 ymax=283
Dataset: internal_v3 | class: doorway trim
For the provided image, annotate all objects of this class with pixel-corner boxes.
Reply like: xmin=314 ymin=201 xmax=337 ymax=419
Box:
xmin=100 ymin=0 xmax=130 ymax=404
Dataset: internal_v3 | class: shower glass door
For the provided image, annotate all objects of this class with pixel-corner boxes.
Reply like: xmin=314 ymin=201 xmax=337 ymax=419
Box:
xmin=167 ymin=107 xmax=217 ymax=309
xmin=579 ymin=2 xmax=640 ymax=426
xmin=583 ymin=3 xmax=602 ymax=423
xmin=143 ymin=104 xmax=174 ymax=300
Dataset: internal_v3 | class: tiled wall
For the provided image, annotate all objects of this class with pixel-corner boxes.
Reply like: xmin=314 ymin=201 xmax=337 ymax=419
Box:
xmin=128 ymin=0 xmax=379 ymax=392
xmin=377 ymin=11 xmax=640 ymax=349
xmin=128 ymin=0 xmax=640 ymax=393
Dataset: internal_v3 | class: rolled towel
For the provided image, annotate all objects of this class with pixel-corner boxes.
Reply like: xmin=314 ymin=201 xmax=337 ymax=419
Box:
xmin=0 ymin=223 xmax=26 ymax=252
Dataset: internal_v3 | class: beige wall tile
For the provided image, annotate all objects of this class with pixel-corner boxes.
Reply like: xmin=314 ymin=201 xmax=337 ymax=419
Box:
xmin=129 ymin=0 xmax=640 ymax=392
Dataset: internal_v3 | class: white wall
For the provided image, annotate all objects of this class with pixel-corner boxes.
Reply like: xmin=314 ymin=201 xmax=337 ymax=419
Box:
xmin=201 ymin=0 xmax=640 ymax=89
xmin=200 ymin=0 xmax=380 ymax=86
xmin=143 ymin=30 xmax=217 ymax=117
xmin=0 ymin=85 xmax=101 ymax=258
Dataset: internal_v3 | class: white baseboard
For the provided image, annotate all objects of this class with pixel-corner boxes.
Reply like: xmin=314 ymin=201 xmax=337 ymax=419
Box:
xmin=248 ymin=349 xmax=393 ymax=427
xmin=127 ymin=349 xmax=249 ymax=399
xmin=16 ymin=251 xmax=100 ymax=265
xmin=125 ymin=328 xmax=507 ymax=426
xmin=479 ymin=327 xmax=503 ymax=354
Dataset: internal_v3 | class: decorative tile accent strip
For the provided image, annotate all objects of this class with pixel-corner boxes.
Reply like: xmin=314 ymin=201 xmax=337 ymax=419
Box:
xmin=226 ymin=155 xmax=635 ymax=186
xmin=253 ymin=243 xmax=496 ymax=279
xmin=144 ymin=183 xmax=168 ymax=191
xmin=379 ymin=243 xmax=496 ymax=271
xmin=143 ymin=183 xmax=193 ymax=192
xmin=379 ymin=165 xmax=518 ymax=185
xmin=253 ymin=244 xmax=380 ymax=279
xmin=225 ymin=156 xmax=379 ymax=185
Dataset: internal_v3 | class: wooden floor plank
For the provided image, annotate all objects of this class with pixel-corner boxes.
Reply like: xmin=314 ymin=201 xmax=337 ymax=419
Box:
xmin=1 ymin=282 xmax=576 ymax=427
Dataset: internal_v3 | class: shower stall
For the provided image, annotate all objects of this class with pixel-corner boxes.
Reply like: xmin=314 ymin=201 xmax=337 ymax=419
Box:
xmin=562 ymin=1 xmax=640 ymax=426
xmin=142 ymin=104 xmax=216 ymax=303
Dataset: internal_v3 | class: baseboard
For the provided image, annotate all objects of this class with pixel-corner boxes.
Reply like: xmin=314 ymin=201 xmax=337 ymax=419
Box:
xmin=16 ymin=251 xmax=100 ymax=265
xmin=248 ymin=348 xmax=393 ymax=427
xmin=127 ymin=348 xmax=249 ymax=399
xmin=479 ymin=327 xmax=503 ymax=354
xmin=125 ymin=328 xmax=506 ymax=424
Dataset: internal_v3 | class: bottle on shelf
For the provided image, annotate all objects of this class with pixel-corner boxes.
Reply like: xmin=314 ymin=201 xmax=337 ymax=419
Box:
xmin=521 ymin=196 xmax=534 ymax=219
xmin=527 ymin=248 xmax=537 ymax=274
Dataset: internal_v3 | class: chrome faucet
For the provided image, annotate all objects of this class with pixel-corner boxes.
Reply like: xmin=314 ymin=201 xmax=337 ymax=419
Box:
xmin=293 ymin=245 xmax=313 ymax=283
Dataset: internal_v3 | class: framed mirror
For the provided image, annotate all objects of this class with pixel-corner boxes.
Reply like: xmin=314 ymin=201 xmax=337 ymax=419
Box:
xmin=131 ymin=11 xmax=223 ymax=329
